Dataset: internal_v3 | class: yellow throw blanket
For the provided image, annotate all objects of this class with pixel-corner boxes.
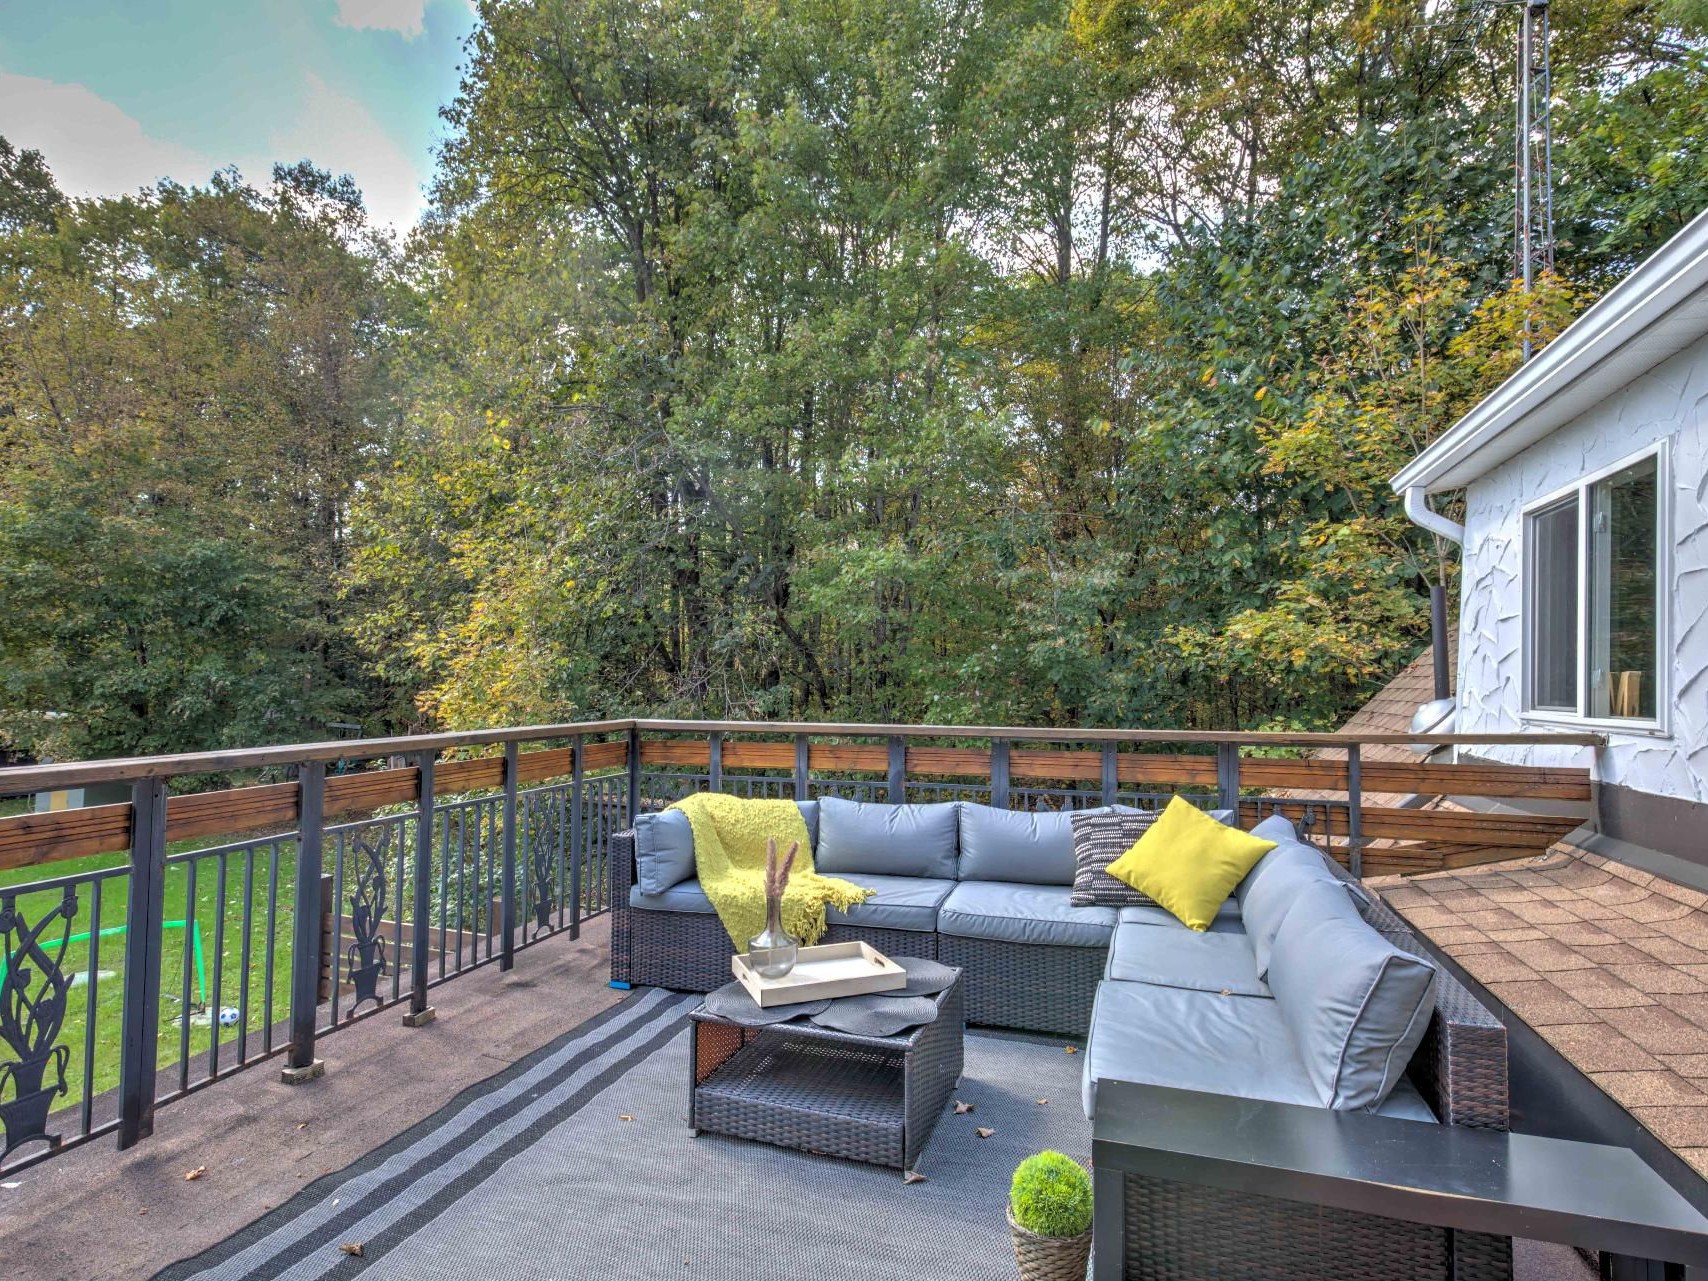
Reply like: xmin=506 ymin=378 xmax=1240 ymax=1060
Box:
xmin=670 ymin=792 xmax=872 ymax=949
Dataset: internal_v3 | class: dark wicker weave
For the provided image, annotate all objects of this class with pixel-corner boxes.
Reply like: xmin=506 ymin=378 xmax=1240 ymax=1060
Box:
xmin=936 ymin=934 xmax=1104 ymax=1037
xmin=689 ymin=972 xmax=964 ymax=1171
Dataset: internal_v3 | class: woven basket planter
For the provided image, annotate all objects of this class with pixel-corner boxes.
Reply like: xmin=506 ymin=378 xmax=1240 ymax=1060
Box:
xmin=1007 ymin=1205 xmax=1092 ymax=1281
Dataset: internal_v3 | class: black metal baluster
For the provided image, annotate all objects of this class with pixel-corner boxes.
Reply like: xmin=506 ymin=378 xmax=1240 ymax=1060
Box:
xmin=80 ymin=877 xmax=102 ymax=1136
xmin=392 ymin=821 xmax=406 ymax=1005
xmin=209 ymin=854 xmax=228 ymax=1079
xmin=177 ymin=859 xmax=196 ymax=1092
xmin=237 ymin=848 xmax=255 ymax=1064
xmin=435 ymin=806 xmax=450 ymax=982
xmin=262 ymin=841 xmax=279 ymax=1056
xmin=327 ymin=829 xmax=345 ymax=1028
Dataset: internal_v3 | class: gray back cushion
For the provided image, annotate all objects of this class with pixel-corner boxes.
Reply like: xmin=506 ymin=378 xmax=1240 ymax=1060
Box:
xmin=959 ymin=804 xmax=1136 ymax=885
xmin=633 ymin=809 xmax=695 ymax=896
xmin=815 ymin=796 xmax=959 ymax=879
xmin=636 ymin=799 xmax=820 ymax=896
xmin=1266 ymin=886 xmax=1437 ymax=1112
xmin=1241 ymin=840 xmax=1348 ymax=977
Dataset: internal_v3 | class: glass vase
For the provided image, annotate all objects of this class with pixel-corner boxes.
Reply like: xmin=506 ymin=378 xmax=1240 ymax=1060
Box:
xmin=747 ymin=895 xmax=799 ymax=979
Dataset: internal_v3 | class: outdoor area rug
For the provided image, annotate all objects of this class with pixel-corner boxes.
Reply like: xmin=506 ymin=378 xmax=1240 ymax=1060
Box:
xmin=154 ymin=986 xmax=1094 ymax=1281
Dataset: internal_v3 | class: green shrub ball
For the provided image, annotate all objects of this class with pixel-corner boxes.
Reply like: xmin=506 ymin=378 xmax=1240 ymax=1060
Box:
xmin=1010 ymin=1150 xmax=1093 ymax=1238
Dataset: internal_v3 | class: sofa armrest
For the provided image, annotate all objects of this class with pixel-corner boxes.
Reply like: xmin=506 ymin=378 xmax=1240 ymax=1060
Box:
xmin=612 ymin=829 xmax=638 ymax=899
xmin=1361 ymin=892 xmax=1509 ymax=1131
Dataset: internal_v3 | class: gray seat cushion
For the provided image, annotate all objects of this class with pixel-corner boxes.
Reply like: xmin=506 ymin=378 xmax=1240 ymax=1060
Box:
xmin=1266 ymin=886 xmax=1438 ymax=1112
xmin=1105 ymin=921 xmax=1267 ymax=996
xmin=633 ymin=809 xmax=696 ymax=896
xmin=634 ymin=801 xmax=820 ymax=896
xmin=627 ymin=878 xmax=715 ymax=914
xmin=1241 ymin=838 xmax=1352 ymax=976
xmin=815 ymin=796 xmax=960 ymax=879
xmin=825 ymin=875 xmax=956 ymax=933
xmin=1377 ymin=1077 xmax=1438 ymax=1124
xmin=938 ymin=881 xmax=1117 ymax=948
xmin=1117 ymin=899 xmax=1244 ymax=934
xmin=1082 ymin=979 xmax=1319 ymax=1116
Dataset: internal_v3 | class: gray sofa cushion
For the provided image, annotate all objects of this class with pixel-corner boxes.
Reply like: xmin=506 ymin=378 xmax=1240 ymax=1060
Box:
xmin=627 ymin=878 xmax=715 ymax=914
xmin=1117 ymin=899 xmax=1244 ymax=934
xmin=825 ymin=874 xmax=956 ymax=933
xmin=958 ymin=805 xmax=1075 ymax=885
xmin=938 ymin=881 xmax=1117 ymax=948
xmin=634 ymin=809 xmax=696 ymax=896
xmin=1082 ymin=980 xmax=1320 ymax=1116
xmin=1266 ymin=888 xmax=1438 ymax=1112
xmin=1068 ymin=810 xmax=1160 ymax=907
xmin=635 ymin=801 xmax=820 ymax=896
xmin=1105 ymin=921 xmax=1268 ymax=996
xmin=815 ymin=796 xmax=959 ymax=879
xmin=1242 ymin=840 xmax=1349 ymax=977
xmin=957 ymin=804 xmax=1144 ymax=885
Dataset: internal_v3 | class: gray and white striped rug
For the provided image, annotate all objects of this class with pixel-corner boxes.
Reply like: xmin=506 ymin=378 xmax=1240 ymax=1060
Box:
xmin=157 ymin=987 xmax=1093 ymax=1281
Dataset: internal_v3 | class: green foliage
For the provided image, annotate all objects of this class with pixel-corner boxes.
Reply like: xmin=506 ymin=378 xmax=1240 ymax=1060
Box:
xmin=7 ymin=0 xmax=1708 ymax=760
xmin=1011 ymin=1150 xmax=1093 ymax=1238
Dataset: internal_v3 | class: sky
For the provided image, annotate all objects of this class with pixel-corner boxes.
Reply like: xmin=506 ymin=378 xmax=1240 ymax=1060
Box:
xmin=0 ymin=0 xmax=481 ymax=232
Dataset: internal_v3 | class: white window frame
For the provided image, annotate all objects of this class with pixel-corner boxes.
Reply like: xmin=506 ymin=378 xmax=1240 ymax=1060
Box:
xmin=1519 ymin=441 xmax=1670 ymax=735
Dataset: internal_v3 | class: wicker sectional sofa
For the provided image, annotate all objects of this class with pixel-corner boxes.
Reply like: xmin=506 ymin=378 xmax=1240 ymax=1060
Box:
xmin=608 ymin=795 xmax=1512 ymax=1281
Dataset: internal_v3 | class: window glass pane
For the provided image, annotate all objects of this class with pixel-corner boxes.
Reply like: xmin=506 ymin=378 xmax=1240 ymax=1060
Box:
xmin=1588 ymin=455 xmax=1659 ymax=720
xmin=1529 ymin=497 xmax=1579 ymax=712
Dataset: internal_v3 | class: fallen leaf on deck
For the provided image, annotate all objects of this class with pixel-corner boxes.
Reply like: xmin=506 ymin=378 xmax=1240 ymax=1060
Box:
xmin=953 ymin=1100 xmax=975 ymax=1115
xmin=184 ymin=1167 xmax=206 ymax=1181
xmin=903 ymin=1170 xmax=927 ymax=1184
xmin=619 ymin=1114 xmax=635 ymax=1122
xmin=975 ymin=1127 xmax=995 ymax=1139
xmin=340 ymin=1243 xmax=364 ymax=1258
xmin=1064 ymin=1045 xmax=1078 ymax=1055
xmin=1035 ymin=1098 xmax=1049 ymax=1106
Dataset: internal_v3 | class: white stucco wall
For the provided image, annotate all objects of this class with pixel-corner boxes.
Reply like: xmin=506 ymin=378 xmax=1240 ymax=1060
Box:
xmin=1456 ymin=334 xmax=1708 ymax=802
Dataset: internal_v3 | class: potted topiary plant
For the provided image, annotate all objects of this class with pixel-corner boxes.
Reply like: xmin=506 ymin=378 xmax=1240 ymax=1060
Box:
xmin=1007 ymin=1150 xmax=1093 ymax=1280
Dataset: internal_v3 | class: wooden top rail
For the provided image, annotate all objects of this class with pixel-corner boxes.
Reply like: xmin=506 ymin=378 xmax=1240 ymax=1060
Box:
xmin=0 ymin=718 xmax=1604 ymax=793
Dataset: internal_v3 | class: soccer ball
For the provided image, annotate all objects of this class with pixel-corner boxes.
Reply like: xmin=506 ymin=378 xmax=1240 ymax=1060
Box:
xmin=218 ymin=1006 xmax=240 ymax=1028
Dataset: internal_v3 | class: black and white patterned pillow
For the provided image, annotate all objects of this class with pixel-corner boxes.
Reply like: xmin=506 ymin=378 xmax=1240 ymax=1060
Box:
xmin=1069 ymin=810 xmax=1160 ymax=907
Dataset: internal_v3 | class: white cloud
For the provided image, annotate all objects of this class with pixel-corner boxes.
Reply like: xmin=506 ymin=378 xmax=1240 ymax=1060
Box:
xmin=0 ymin=73 xmax=216 ymax=199
xmin=0 ymin=71 xmax=429 ymax=235
xmin=332 ymin=0 xmax=428 ymax=40
xmin=265 ymin=71 xmax=426 ymax=232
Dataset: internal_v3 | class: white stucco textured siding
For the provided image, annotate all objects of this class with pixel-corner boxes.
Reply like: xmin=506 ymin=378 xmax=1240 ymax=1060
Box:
xmin=1456 ymin=334 xmax=1708 ymax=801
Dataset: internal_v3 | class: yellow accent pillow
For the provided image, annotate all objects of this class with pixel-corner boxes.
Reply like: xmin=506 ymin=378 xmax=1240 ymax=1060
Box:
xmin=1104 ymin=796 xmax=1276 ymax=932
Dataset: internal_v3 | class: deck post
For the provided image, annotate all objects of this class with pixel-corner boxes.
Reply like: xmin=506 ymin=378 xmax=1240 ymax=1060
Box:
xmin=403 ymin=750 xmax=436 ymax=1027
xmin=990 ymin=739 xmax=1010 ymax=810
xmin=708 ymin=731 xmax=723 ymax=792
xmin=117 ymin=777 xmax=168 ymax=1146
xmin=626 ymin=726 xmax=642 ymax=824
xmin=1347 ymin=743 xmax=1364 ymax=879
xmin=499 ymin=742 xmax=518 ymax=971
xmin=794 ymin=734 xmax=810 ymax=800
xmin=887 ymin=737 xmax=905 ymax=804
xmin=1216 ymin=743 xmax=1241 ymax=816
xmin=1101 ymin=744 xmax=1119 ymax=806
xmin=282 ymin=761 xmax=326 ymax=1081
xmin=569 ymin=736 xmax=584 ymax=940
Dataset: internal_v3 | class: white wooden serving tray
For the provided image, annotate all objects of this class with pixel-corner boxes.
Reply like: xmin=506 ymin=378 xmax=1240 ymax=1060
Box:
xmin=731 ymin=940 xmax=906 ymax=1007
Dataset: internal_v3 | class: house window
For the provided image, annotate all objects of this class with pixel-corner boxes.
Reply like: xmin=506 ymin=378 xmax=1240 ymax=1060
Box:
xmin=1523 ymin=448 xmax=1664 ymax=725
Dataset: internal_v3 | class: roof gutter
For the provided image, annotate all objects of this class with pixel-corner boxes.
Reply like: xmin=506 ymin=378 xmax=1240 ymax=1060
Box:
xmin=1403 ymin=486 xmax=1464 ymax=546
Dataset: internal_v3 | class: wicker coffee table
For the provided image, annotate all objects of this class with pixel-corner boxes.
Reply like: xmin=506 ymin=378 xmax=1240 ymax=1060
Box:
xmin=688 ymin=970 xmax=964 ymax=1173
